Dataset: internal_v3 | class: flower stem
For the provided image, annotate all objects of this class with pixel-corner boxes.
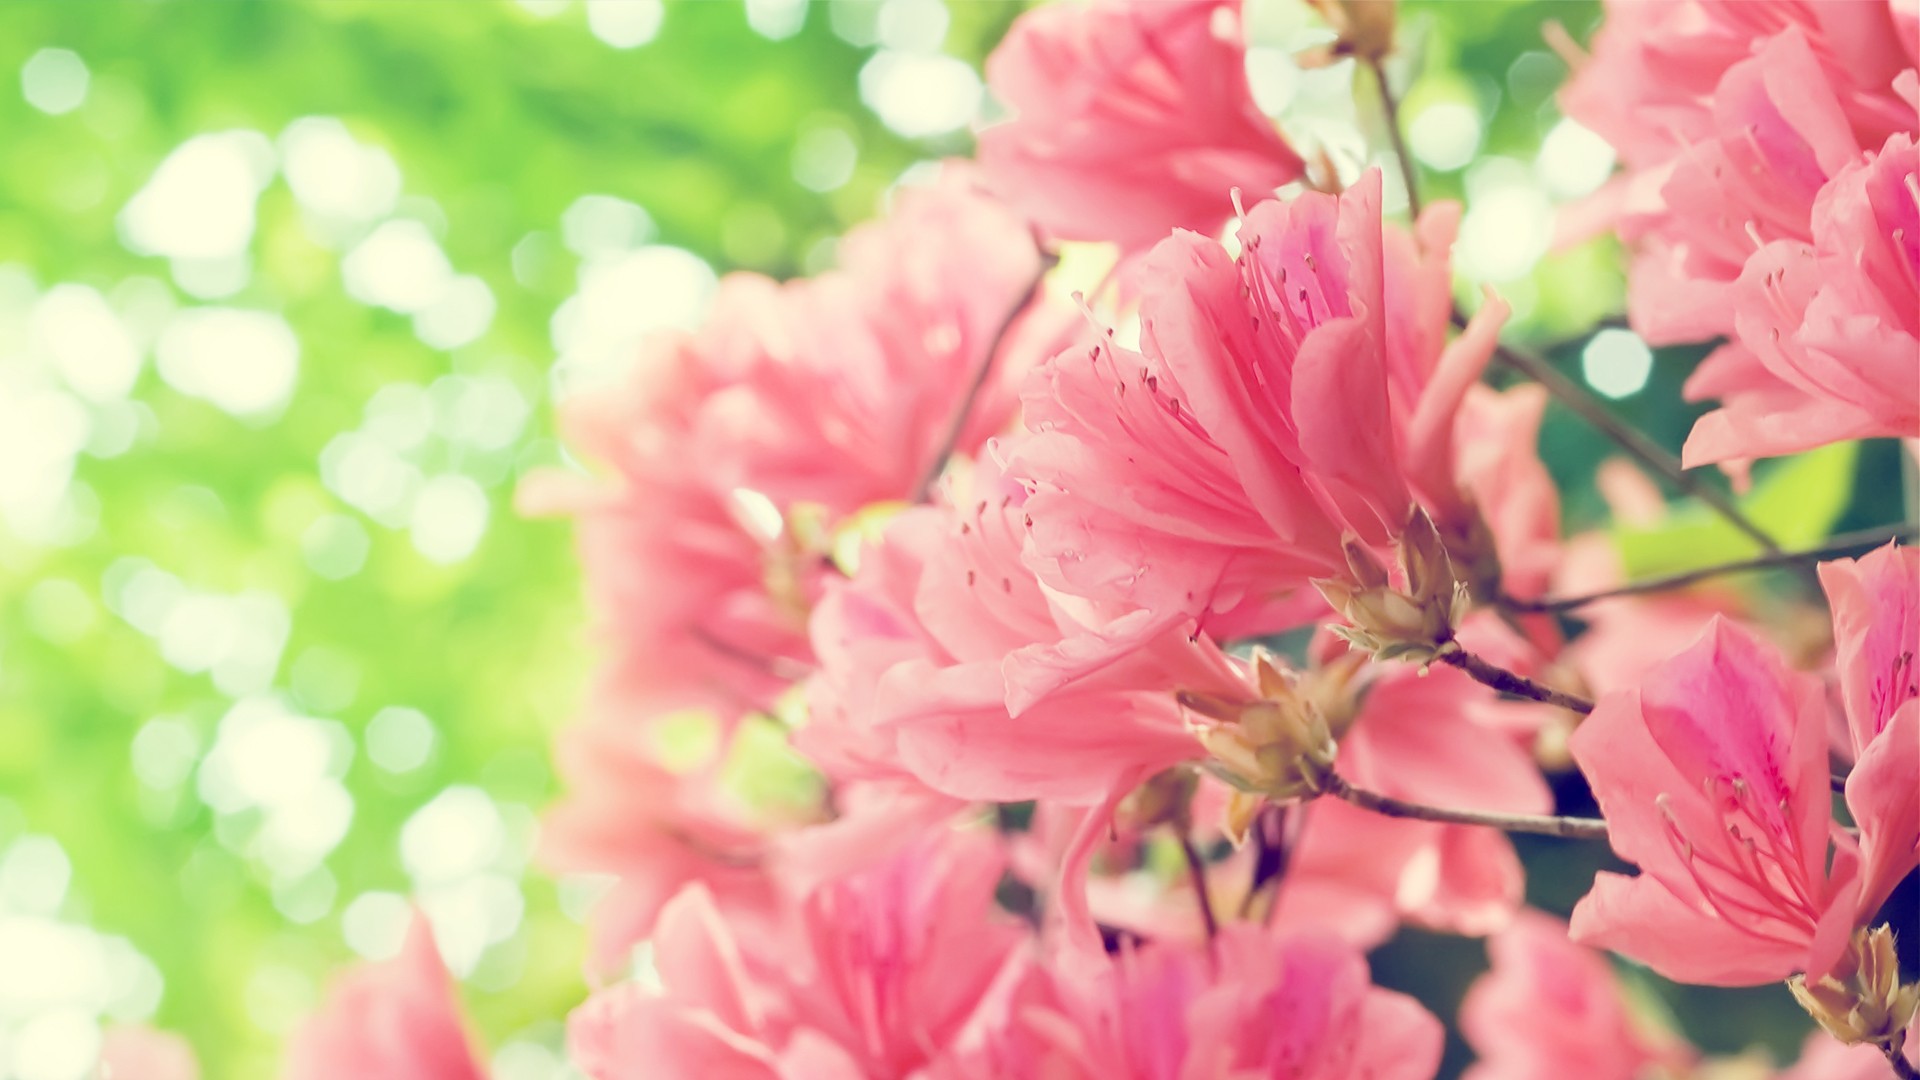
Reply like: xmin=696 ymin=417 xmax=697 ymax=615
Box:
xmin=910 ymin=254 xmax=1056 ymax=503
xmin=1367 ymin=56 xmax=1421 ymax=218
xmin=1323 ymin=771 xmax=1610 ymax=841
xmin=1438 ymin=647 xmax=1595 ymax=714
xmin=1887 ymin=1044 xmax=1919 ymax=1080
xmin=1505 ymin=525 xmax=1916 ymax=614
xmin=1463 ymin=320 xmax=1787 ymax=557
xmin=1177 ymin=832 xmax=1219 ymax=941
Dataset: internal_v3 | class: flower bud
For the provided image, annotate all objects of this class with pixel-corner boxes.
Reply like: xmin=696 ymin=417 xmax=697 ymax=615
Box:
xmin=1179 ymin=650 xmax=1338 ymax=808
xmin=1789 ymin=925 xmax=1920 ymax=1052
xmin=1313 ymin=509 xmax=1468 ymax=665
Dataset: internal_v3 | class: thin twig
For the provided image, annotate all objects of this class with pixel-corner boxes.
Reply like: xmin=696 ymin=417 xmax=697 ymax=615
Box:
xmin=1505 ymin=525 xmax=1916 ymax=614
xmin=910 ymin=255 xmax=1056 ymax=502
xmin=1177 ymin=832 xmax=1219 ymax=942
xmin=1438 ymin=647 xmax=1595 ymax=714
xmin=1367 ymin=56 xmax=1421 ymax=218
xmin=1324 ymin=771 xmax=1610 ymax=841
xmin=1462 ymin=315 xmax=1786 ymax=557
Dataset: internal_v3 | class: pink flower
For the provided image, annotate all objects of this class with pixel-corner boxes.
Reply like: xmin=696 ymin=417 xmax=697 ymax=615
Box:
xmin=1568 ymin=617 xmax=1868 ymax=985
xmin=1684 ymin=135 xmax=1920 ymax=466
xmin=569 ymin=829 xmax=1027 ymax=1080
xmin=804 ymin=457 xmax=1243 ymax=808
xmin=522 ymin=168 xmax=1045 ymax=722
xmin=976 ymin=0 xmax=1303 ymax=254
xmin=1014 ymin=172 xmax=1512 ymax=636
xmin=1460 ymin=911 xmax=1694 ymax=1080
xmin=1620 ymin=27 xmax=1875 ymax=346
xmin=1451 ymin=385 xmax=1562 ymax=608
xmin=540 ymin=717 xmax=777 ymax=974
xmin=1561 ymin=1 xmax=1914 ymax=178
xmin=96 ymin=1027 xmax=200 ymax=1080
xmin=693 ymin=170 xmax=1046 ymax=514
xmin=960 ymin=927 xmax=1441 ymax=1080
xmin=1820 ymin=543 xmax=1920 ymax=914
xmin=1331 ymin=663 xmax=1551 ymax=935
xmin=282 ymin=916 xmax=485 ymax=1080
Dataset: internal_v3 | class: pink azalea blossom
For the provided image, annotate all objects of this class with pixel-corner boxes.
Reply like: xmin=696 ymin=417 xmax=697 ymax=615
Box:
xmin=1620 ymin=27 xmax=1875 ymax=346
xmin=569 ymin=829 xmax=1026 ymax=1080
xmin=1336 ymin=676 xmax=1548 ymax=935
xmin=1684 ymin=135 xmax=1920 ymax=466
xmin=1561 ymin=0 xmax=1915 ymax=178
xmin=1820 ymin=543 xmax=1920 ymax=914
xmin=804 ymin=457 xmax=1244 ymax=808
xmin=282 ymin=916 xmax=486 ymax=1080
xmin=1015 ymin=171 xmax=1513 ymax=636
xmin=1461 ymin=911 xmax=1694 ymax=1080
xmin=540 ymin=717 xmax=778 ymax=974
xmin=976 ymin=0 xmax=1303 ymax=254
xmin=955 ymin=927 xmax=1441 ymax=1080
xmin=96 ymin=1027 xmax=200 ymax=1080
xmin=522 ymin=168 xmax=1045 ymax=722
xmin=1568 ymin=617 xmax=1871 ymax=984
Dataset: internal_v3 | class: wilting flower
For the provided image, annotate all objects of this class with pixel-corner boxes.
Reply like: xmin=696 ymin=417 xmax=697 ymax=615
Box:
xmin=1461 ymin=911 xmax=1695 ymax=1080
xmin=282 ymin=917 xmax=486 ymax=1080
xmin=955 ymin=928 xmax=1443 ymax=1080
xmin=976 ymin=0 xmax=1303 ymax=254
xmin=1568 ymin=618 xmax=1883 ymax=985
xmin=1014 ymin=171 xmax=1516 ymax=641
xmin=569 ymin=829 xmax=1026 ymax=1080
xmin=1684 ymin=135 xmax=1920 ymax=466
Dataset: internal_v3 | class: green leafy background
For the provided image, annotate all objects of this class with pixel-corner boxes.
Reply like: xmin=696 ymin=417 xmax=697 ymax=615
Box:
xmin=0 ymin=2 xmax=1904 ymax=1079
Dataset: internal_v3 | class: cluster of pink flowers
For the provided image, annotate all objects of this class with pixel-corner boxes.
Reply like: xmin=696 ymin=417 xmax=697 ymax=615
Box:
xmin=235 ymin=3 xmax=1920 ymax=1080
xmin=1563 ymin=0 xmax=1919 ymax=471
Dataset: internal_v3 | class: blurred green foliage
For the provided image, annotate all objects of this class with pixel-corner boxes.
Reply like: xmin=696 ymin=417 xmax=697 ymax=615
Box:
xmin=0 ymin=3 xmax=1903 ymax=1080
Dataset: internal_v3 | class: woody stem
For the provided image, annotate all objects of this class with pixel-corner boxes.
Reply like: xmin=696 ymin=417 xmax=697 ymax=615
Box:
xmin=1323 ymin=771 xmax=1610 ymax=841
xmin=1462 ymin=320 xmax=1787 ymax=557
xmin=1367 ymin=56 xmax=1421 ymax=219
xmin=910 ymin=254 xmax=1056 ymax=503
xmin=1504 ymin=525 xmax=1916 ymax=613
xmin=1437 ymin=647 xmax=1595 ymax=714
xmin=1888 ymin=1044 xmax=1919 ymax=1080
xmin=1177 ymin=831 xmax=1219 ymax=941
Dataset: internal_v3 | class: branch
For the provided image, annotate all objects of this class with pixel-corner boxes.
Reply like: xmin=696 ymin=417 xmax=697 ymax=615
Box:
xmin=1177 ymin=832 xmax=1219 ymax=942
xmin=1461 ymin=316 xmax=1787 ymax=557
xmin=1437 ymin=647 xmax=1595 ymax=714
xmin=1367 ymin=56 xmax=1421 ymax=218
xmin=1506 ymin=525 xmax=1916 ymax=614
xmin=1323 ymin=771 xmax=1610 ymax=841
xmin=910 ymin=255 xmax=1056 ymax=502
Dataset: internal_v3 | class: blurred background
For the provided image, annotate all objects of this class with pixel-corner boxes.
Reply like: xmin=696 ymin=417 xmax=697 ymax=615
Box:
xmin=0 ymin=2 xmax=1906 ymax=1078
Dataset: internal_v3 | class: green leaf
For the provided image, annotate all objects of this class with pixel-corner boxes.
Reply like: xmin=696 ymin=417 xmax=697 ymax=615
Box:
xmin=1613 ymin=442 xmax=1859 ymax=577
